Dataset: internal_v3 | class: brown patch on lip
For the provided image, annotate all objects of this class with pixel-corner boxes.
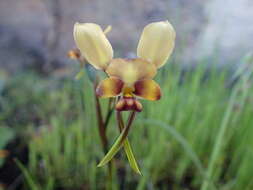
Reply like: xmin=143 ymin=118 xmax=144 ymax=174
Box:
xmin=134 ymin=100 xmax=143 ymax=112
xmin=115 ymin=97 xmax=142 ymax=112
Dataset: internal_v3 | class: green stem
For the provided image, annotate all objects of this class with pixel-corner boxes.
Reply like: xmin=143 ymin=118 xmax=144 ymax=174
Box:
xmin=93 ymin=84 xmax=113 ymax=189
xmin=104 ymin=98 xmax=114 ymax=128
xmin=120 ymin=111 xmax=136 ymax=143
xmin=94 ymin=85 xmax=108 ymax=153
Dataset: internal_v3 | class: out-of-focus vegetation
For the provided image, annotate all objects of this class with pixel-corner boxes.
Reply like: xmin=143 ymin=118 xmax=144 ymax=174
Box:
xmin=0 ymin=54 xmax=253 ymax=190
xmin=0 ymin=127 xmax=14 ymax=167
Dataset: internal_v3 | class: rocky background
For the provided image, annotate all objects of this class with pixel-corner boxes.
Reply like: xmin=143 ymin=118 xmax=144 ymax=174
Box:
xmin=0 ymin=0 xmax=252 ymax=74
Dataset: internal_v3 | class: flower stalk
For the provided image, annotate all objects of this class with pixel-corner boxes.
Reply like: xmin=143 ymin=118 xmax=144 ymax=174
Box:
xmin=94 ymin=84 xmax=108 ymax=153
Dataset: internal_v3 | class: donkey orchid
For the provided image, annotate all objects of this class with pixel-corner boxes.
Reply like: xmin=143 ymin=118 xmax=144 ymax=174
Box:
xmin=74 ymin=21 xmax=175 ymax=112
xmin=73 ymin=21 xmax=175 ymax=174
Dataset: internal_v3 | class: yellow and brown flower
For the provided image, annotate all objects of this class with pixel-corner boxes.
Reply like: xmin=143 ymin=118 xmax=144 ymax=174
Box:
xmin=73 ymin=21 xmax=176 ymax=112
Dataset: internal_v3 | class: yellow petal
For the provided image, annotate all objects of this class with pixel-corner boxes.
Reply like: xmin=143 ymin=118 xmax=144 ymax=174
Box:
xmin=96 ymin=77 xmax=124 ymax=98
xmin=137 ymin=21 xmax=176 ymax=68
xmin=73 ymin=23 xmax=113 ymax=70
xmin=134 ymin=79 xmax=161 ymax=101
xmin=106 ymin=58 xmax=157 ymax=86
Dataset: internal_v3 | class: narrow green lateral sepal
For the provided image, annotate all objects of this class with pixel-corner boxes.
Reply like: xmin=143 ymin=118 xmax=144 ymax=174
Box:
xmin=97 ymin=132 xmax=125 ymax=167
xmin=123 ymin=139 xmax=141 ymax=175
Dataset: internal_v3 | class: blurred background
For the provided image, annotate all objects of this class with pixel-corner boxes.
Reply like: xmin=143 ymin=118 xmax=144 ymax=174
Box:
xmin=0 ymin=0 xmax=253 ymax=190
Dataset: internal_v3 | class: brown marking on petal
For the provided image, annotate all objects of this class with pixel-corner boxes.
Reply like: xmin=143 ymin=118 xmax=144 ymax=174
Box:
xmin=134 ymin=79 xmax=161 ymax=101
xmin=96 ymin=77 xmax=124 ymax=98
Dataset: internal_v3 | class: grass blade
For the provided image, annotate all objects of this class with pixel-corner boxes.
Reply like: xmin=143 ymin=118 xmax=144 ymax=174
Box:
xmin=15 ymin=159 xmax=39 ymax=190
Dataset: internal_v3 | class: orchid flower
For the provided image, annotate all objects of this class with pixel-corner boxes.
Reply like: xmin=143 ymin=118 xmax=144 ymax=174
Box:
xmin=73 ymin=21 xmax=176 ymax=174
xmin=74 ymin=21 xmax=175 ymax=111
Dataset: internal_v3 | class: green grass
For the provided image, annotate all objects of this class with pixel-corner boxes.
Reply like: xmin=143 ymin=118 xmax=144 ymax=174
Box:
xmin=1 ymin=56 xmax=253 ymax=189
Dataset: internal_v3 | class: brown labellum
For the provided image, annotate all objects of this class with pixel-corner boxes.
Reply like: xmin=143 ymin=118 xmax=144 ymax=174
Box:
xmin=116 ymin=97 xmax=142 ymax=112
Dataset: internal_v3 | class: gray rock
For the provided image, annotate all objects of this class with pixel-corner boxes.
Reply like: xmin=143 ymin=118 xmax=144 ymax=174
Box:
xmin=0 ymin=0 xmax=252 ymax=73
